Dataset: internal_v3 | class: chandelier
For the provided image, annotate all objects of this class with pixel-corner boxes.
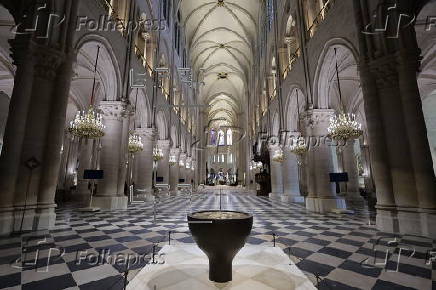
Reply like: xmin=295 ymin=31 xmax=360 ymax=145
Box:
xmin=128 ymin=133 xmax=144 ymax=153
xmin=153 ymin=147 xmax=164 ymax=161
xmin=272 ymin=147 xmax=285 ymax=163
xmin=169 ymin=154 xmax=177 ymax=166
xmin=250 ymin=160 xmax=263 ymax=170
xmin=289 ymin=136 xmax=308 ymax=156
xmin=179 ymin=158 xmax=185 ymax=168
xmin=328 ymin=113 xmax=363 ymax=141
xmin=68 ymin=107 xmax=105 ymax=139
xmin=328 ymin=47 xmax=363 ymax=142
xmin=185 ymin=157 xmax=191 ymax=169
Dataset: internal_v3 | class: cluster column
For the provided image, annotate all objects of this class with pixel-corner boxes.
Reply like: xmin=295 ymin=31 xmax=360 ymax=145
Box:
xmin=156 ymin=139 xmax=170 ymax=184
xmin=282 ymin=132 xmax=304 ymax=203
xmin=303 ymin=109 xmax=346 ymax=213
xmin=135 ymin=128 xmax=155 ymax=200
xmin=268 ymin=144 xmax=284 ymax=200
xmin=93 ymin=101 xmax=128 ymax=210
xmin=169 ymin=148 xmax=181 ymax=194
xmin=341 ymin=140 xmax=363 ymax=202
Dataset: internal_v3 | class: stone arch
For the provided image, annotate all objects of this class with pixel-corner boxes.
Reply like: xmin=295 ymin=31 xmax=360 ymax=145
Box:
xmin=156 ymin=110 xmax=168 ymax=140
xmin=170 ymin=125 xmax=179 ymax=148
xmin=74 ymin=34 xmax=122 ymax=105
xmin=130 ymin=88 xmax=151 ymax=129
xmin=314 ymin=38 xmax=368 ymax=141
xmin=271 ymin=111 xmax=280 ymax=137
xmin=285 ymin=86 xmax=306 ymax=132
xmin=313 ymin=38 xmax=360 ymax=110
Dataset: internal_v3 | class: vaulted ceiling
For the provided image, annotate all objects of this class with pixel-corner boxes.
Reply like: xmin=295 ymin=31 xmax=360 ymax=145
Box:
xmin=180 ymin=0 xmax=260 ymax=128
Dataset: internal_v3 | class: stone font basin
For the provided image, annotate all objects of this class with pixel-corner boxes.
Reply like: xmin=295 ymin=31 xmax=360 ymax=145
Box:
xmin=187 ymin=210 xmax=253 ymax=283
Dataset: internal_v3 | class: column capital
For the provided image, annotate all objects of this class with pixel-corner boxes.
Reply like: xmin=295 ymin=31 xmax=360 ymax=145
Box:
xmin=99 ymin=101 xmax=128 ymax=121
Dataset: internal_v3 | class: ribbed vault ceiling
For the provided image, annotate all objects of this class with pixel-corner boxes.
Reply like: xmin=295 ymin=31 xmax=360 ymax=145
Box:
xmin=180 ymin=0 xmax=260 ymax=127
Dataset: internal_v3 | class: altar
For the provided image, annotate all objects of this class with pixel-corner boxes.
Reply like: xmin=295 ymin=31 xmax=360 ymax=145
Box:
xmin=127 ymin=245 xmax=316 ymax=290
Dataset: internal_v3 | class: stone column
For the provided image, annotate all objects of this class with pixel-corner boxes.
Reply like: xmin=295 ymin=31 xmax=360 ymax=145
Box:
xmin=93 ymin=101 xmax=128 ymax=210
xmin=169 ymin=148 xmax=180 ymax=194
xmin=371 ymin=56 xmax=420 ymax=234
xmin=179 ymin=153 xmax=187 ymax=183
xmin=116 ymin=108 xmax=132 ymax=196
xmin=156 ymin=139 xmax=170 ymax=184
xmin=268 ymin=144 xmax=284 ymax=200
xmin=135 ymin=128 xmax=155 ymax=200
xmin=359 ymin=62 xmax=397 ymax=233
xmin=341 ymin=140 xmax=363 ymax=201
xmin=12 ymin=46 xmax=66 ymax=231
xmin=396 ymin=50 xmax=436 ymax=237
xmin=282 ymin=133 xmax=304 ymax=202
xmin=75 ymin=138 xmax=94 ymax=201
xmin=0 ymin=39 xmax=35 ymax=234
xmin=303 ymin=109 xmax=346 ymax=213
xmin=360 ymin=144 xmax=375 ymax=195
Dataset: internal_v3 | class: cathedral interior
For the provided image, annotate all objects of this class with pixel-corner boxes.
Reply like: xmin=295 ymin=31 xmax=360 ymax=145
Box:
xmin=0 ymin=0 xmax=435 ymax=289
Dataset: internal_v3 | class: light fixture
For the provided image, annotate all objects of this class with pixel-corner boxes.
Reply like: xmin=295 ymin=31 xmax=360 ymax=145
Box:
xmin=69 ymin=107 xmax=105 ymax=139
xmin=128 ymin=133 xmax=144 ymax=153
xmin=69 ymin=46 xmax=105 ymax=139
xmin=328 ymin=47 xmax=363 ymax=141
xmin=185 ymin=157 xmax=191 ymax=169
xmin=289 ymin=136 xmax=308 ymax=156
xmin=328 ymin=113 xmax=363 ymax=141
xmin=153 ymin=146 xmax=164 ymax=161
xmin=179 ymin=158 xmax=185 ymax=168
xmin=169 ymin=154 xmax=177 ymax=166
xmin=272 ymin=147 xmax=285 ymax=163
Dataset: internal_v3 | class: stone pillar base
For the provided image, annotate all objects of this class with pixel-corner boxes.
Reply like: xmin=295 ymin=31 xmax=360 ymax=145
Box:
xmin=92 ymin=196 xmax=128 ymax=210
xmin=0 ymin=208 xmax=15 ymax=236
xmin=420 ymin=210 xmax=436 ymax=239
xmin=283 ymin=192 xmax=305 ymax=203
xmin=268 ymin=192 xmax=283 ymax=199
xmin=12 ymin=207 xmax=37 ymax=232
xmin=397 ymin=207 xmax=422 ymax=236
xmin=306 ymin=197 xmax=346 ymax=213
xmin=34 ymin=206 xmax=56 ymax=230
xmin=376 ymin=206 xmax=398 ymax=233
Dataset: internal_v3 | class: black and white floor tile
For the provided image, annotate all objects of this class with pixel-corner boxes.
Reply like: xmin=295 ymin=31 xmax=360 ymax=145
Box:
xmin=0 ymin=189 xmax=434 ymax=290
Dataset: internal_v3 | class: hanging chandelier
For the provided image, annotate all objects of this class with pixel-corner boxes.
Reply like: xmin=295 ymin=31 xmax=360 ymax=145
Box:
xmin=179 ymin=158 xmax=185 ymax=168
xmin=169 ymin=154 xmax=177 ymax=166
xmin=153 ymin=147 xmax=164 ymax=161
xmin=69 ymin=46 xmax=106 ymax=139
xmin=128 ymin=133 xmax=144 ymax=153
xmin=68 ymin=107 xmax=105 ymax=139
xmin=328 ymin=47 xmax=363 ymax=142
xmin=328 ymin=113 xmax=363 ymax=141
xmin=289 ymin=136 xmax=308 ymax=156
xmin=272 ymin=147 xmax=285 ymax=163
xmin=185 ymin=157 xmax=191 ymax=169
xmin=250 ymin=160 xmax=263 ymax=170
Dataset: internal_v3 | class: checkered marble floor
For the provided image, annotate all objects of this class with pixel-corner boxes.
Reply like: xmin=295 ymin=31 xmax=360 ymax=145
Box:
xmin=0 ymin=189 xmax=434 ymax=290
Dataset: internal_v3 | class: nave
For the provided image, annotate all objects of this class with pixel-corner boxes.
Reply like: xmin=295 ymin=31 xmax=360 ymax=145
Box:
xmin=0 ymin=189 xmax=433 ymax=290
